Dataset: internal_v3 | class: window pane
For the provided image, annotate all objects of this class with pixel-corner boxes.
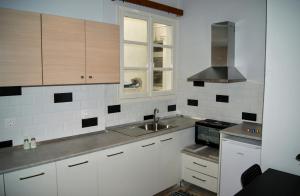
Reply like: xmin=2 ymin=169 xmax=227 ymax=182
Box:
xmin=124 ymin=44 xmax=148 ymax=68
xmin=153 ymin=23 xmax=173 ymax=45
xmin=153 ymin=70 xmax=172 ymax=91
xmin=124 ymin=17 xmax=147 ymax=42
xmin=124 ymin=70 xmax=147 ymax=94
xmin=153 ymin=47 xmax=172 ymax=68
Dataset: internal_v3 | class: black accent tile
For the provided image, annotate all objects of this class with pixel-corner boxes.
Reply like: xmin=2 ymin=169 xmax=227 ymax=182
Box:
xmin=168 ymin=104 xmax=177 ymax=112
xmin=144 ymin=115 xmax=154 ymax=120
xmin=193 ymin=81 xmax=205 ymax=87
xmin=82 ymin=117 xmax=98 ymax=128
xmin=187 ymin=99 xmax=198 ymax=106
xmin=108 ymin=104 xmax=121 ymax=114
xmin=216 ymin=95 xmax=229 ymax=103
xmin=0 ymin=140 xmax=13 ymax=149
xmin=54 ymin=92 xmax=73 ymax=103
xmin=0 ymin=86 xmax=22 ymax=97
xmin=242 ymin=112 xmax=257 ymax=121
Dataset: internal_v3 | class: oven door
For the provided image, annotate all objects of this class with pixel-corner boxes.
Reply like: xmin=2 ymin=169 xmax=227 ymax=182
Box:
xmin=195 ymin=125 xmax=210 ymax=145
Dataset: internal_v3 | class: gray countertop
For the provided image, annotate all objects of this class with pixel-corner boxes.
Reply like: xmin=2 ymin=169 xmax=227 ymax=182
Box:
xmin=221 ymin=121 xmax=262 ymax=140
xmin=0 ymin=115 xmax=197 ymax=174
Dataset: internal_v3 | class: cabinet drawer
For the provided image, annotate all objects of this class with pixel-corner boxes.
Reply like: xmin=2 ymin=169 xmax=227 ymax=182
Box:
xmin=182 ymin=154 xmax=218 ymax=177
xmin=183 ymin=168 xmax=217 ymax=193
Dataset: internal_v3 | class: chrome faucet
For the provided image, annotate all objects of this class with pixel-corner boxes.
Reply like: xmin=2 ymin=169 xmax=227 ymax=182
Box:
xmin=153 ymin=108 xmax=160 ymax=125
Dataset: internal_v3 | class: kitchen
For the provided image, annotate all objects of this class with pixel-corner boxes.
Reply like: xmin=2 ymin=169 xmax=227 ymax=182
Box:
xmin=0 ymin=0 xmax=299 ymax=196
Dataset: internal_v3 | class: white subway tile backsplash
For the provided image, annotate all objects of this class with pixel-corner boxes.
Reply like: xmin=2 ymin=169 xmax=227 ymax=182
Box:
xmin=0 ymin=84 xmax=175 ymax=146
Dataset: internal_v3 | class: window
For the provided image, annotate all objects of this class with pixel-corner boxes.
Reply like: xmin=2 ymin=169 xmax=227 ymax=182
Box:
xmin=120 ymin=9 xmax=176 ymax=99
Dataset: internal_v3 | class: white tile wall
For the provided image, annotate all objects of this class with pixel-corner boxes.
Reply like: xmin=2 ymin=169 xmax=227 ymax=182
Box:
xmin=0 ymin=84 xmax=176 ymax=146
xmin=177 ymin=80 xmax=264 ymax=124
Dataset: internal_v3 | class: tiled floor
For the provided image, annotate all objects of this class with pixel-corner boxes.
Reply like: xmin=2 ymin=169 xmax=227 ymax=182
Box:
xmin=155 ymin=181 xmax=217 ymax=196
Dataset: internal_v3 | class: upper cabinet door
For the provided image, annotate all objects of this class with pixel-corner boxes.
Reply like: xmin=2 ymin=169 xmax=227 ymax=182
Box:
xmin=86 ymin=21 xmax=120 ymax=84
xmin=0 ymin=8 xmax=42 ymax=86
xmin=42 ymin=14 xmax=86 ymax=85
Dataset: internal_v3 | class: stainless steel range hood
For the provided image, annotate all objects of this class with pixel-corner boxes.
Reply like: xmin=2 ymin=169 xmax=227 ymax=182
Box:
xmin=187 ymin=21 xmax=246 ymax=83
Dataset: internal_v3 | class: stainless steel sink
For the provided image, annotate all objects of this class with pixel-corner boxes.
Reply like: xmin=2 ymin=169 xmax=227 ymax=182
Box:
xmin=138 ymin=123 xmax=173 ymax=132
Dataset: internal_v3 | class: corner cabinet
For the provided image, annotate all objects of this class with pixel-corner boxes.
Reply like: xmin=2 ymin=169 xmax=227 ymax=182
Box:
xmin=0 ymin=8 xmax=42 ymax=86
xmin=86 ymin=21 xmax=120 ymax=83
xmin=4 ymin=163 xmax=57 ymax=196
xmin=56 ymin=153 xmax=99 ymax=196
xmin=42 ymin=14 xmax=86 ymax=85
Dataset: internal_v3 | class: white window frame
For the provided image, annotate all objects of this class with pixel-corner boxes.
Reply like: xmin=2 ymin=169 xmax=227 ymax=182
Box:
xmin=119 ymin=7 xmax=177 ymax=100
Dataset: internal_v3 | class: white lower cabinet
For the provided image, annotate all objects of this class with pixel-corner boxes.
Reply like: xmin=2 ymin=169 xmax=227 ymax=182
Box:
xmin=131 ymin=138 xmax=160 ymax=196
xmin=0 ymin=175 xmax=4 ymax=196
xmin=4 ymin=163 xmax=57 ymax=196
xmin=219 ymin=138 xmax=261 ymax=196
xmin=158 ymin=133 xmax=180 ymax=192
xmin=99 ymin=144 xmax=135 ymax=196
xmin=56 ymin=153 xmax=99 ymax=196
xmin=182 ymin=154 xmax=218 ymax=193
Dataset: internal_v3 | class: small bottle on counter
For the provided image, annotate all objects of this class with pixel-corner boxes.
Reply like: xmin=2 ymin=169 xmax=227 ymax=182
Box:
xmin=30 ymin=137 xmax=37 ymax=149
xmin=23 ymin=139 xmax=30 ymax=150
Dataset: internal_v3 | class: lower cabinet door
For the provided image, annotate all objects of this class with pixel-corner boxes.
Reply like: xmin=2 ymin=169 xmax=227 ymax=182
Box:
xmin=56 ymin=153 xmax=98 ymax=196
xmin=158 ymin=133 xmax=180 ymax=192
xmin=99 ymin=145 xmax=135 ymax=196
xmin=131 ymin=138 xmax=160 ymax=196
xmin=0 ymin=175 xmax=4 ymax=196
xmin=4 ymin=163 xmax=57 ymax=196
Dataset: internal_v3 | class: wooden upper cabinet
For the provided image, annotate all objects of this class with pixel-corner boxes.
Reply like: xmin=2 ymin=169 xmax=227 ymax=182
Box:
xmin=86 ymin=21 xmax=120 ymax=84
xmin=42 ymin=14 xmax=86 ymax=85
xmin=0 ymin=8 xmax=42 ymax=86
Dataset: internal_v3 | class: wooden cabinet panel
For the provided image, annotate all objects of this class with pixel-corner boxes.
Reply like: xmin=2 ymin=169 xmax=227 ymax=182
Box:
xmin=42 ymin=14 xmax=86 ymax=85
xmin=86 ymin=21 xmax=120 ymax=84
xmin=0 ymin=8 xmax=42 ymax=86
xmin=4 ymin=163 xmax=57 ymax=196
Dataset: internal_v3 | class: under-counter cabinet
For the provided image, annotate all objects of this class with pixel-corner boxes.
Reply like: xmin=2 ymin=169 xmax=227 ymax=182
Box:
xmin=0 ymin=8 xmax=42 ymax=86
xmin=99 ymin=144 xmax=136 ymax=196
xmin=131 ymin=138 xmax=160 ymax=196
xmin=158 ymin=133 xmax=181 ymax=192
xmin=42 ymin=14 xmax=86 ymax=85
xmin=4 ymin=163 xmax=57 ymax=196
xmin=0 ymin=175 xmax=4 ymax=196
xmin=182 ymin=153 xmax=218 ymax=193
xmin=56 ymin=153 xmax=99 ymax=196
xmin=219 ymin=136 xmax=261 ymax=196
xmin=86 ymin=21 xmax=120 ymax=83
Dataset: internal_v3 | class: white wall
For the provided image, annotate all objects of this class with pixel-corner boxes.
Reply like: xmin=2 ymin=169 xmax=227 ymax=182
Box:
xmin=0 ymin=0 xmax=179 ymax=145
xmin=261 ymin=0 xmax=300 ymax=175
xmin=177 ymin=0 xmax=266 ymax=123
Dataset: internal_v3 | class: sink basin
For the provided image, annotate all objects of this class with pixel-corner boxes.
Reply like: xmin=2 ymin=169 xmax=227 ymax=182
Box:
xmin=138 ymin=123 xmax=173 ymax=131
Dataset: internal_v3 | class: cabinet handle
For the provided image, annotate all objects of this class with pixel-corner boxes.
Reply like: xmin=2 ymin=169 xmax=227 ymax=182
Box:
xmin=192 ymin=175 xmax=206 ymax=182
xmin=237 ymin=152 xmax=244 ymax=156
xmin=296 ymin=154 xmax=300 ymax=162
xmin=68 ymin=161 xmax=89 ymax=168
xmin=107 ymin=151 xmax=124 ymax=157
xmin=160 ymin=138 xmax=173 ymax=142
xmin=19 ymin=172 xmax=45 ymax=181
xmin=89 ymin=76 xmax=93 ymax=79
xmin=142 ymin=142 xmax=155 ymax=147
xmin=81 ymin=75 xmax=85 ymax=79
xmin=193 ymin=162 xmax=207 ymax=167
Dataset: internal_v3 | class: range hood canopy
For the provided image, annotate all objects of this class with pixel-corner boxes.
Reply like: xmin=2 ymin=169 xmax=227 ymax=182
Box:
xmin=187 ymin=21 xmax=246 ymax=83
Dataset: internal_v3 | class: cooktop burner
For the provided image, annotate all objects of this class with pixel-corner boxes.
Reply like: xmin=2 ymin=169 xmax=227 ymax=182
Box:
xmin=196 ymin=119 xmax=235 ymax=129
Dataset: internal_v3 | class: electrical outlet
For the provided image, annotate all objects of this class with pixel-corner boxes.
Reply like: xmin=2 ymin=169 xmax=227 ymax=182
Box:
xmin=4 ymin=118 xmax=16 ymax=128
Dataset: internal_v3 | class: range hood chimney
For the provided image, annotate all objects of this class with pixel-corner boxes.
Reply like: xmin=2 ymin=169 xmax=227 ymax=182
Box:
xmin=187 ymin=21 xmax=246 ymax=83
